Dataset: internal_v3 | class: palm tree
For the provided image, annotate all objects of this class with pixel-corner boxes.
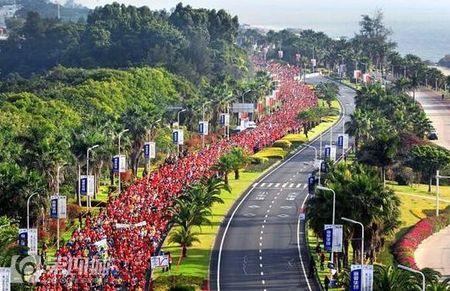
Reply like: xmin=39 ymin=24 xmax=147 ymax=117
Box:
xmin=374 ymin=265 xmax=419 ymax=291
xmin=185 ymin=179 xmax=224 ymax=209
xmin=426 ymin=279 xmax=450 ymax=291
xmin=308 ymin=163 xmax=400 ymax=266
xmin=346 ymin=109 xmax=373 ymax=149
xmin=229 ymin=147 xmax=249 ymax=180
xmin=213 ymin=154 xmax=235 ymax=185
xmin=168 ymin=227 xmax=200 ymax=258
xmin=168 ymin=199 xmax=211 ymax=232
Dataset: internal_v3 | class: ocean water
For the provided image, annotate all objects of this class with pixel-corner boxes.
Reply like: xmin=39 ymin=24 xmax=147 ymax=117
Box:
xmin=77 ymin=0 xmax=450 ymax=62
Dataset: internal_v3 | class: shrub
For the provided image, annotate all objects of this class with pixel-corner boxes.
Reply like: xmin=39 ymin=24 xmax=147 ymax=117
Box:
xmin=395 ymin=166 xmax=415 ymax=186
xmin=282 ymin=134 xmax=308 ymax=144
xmin=252 ymin=147 xmax=286 ymax=159
xmin=249 ymin=156 xmax=269 ymax=165
xmin=273 ymin=139 xmax=292 ymax=149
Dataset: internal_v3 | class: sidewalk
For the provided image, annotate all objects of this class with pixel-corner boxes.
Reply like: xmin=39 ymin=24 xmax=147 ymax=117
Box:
xmin=415 ymin=225 xmax=450 ymax=278
xmin=414 ymin=88 xmax=450 ymax=277
xmin=415 ymin=88 xmax=450 ymax=149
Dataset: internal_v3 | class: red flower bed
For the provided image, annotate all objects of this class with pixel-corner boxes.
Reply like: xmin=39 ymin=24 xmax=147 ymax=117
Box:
xmin=36 ymin=61 xmax=318 ymax=289
xmin=393 ymin=214 xmax=450 ymax=268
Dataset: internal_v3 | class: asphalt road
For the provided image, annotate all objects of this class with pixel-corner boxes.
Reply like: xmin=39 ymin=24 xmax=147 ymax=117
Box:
xmin=414 ymin=88 xmax=450 ymax=278
xmin=210 ymin=76 xmax=355 ymax=291
xmin=415 ymin=88 xmax=450 ymax=149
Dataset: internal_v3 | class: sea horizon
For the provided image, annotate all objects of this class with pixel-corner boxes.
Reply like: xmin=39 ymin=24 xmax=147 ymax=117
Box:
xmin=75 ymin=0 xmax=450 ymax=63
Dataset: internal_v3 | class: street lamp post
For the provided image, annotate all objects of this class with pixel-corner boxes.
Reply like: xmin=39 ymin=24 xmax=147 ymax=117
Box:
xmin=27 ymin=192 xmax=39 ymax=231
xmin=202 ymin=101 xmax=211 ymax=149
xmin=147 ymin=119 xmax=161 ymax=176
xmin=177 ymin=109 xmax=187 ymax=156
xmin=304 ymin=144 xmax=321 ymax=185
xmin=118 ymin=129 xmax=129 ymax=193
xmin=316 ymin=186 xmax=336 ymax=264
xmin=86 ymin=144 xmax=99 ymax=208
xmin=341 ymin=217 xmax=364 ymax=265
xmin=398 ymin=264 xmax=425 ymax=291
xmin=435 ymin=170 xmax=450 ymax=216
xmin=55 ymin=164 xmax=66 ymax=250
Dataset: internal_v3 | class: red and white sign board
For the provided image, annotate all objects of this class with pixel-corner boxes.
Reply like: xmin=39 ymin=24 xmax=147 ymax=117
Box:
xmin=151 ymin=255 xmax=170 ymax=269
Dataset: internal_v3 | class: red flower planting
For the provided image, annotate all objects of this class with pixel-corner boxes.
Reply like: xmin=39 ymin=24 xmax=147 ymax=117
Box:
xmin=393 ymin=214 xmax=450 ymax=268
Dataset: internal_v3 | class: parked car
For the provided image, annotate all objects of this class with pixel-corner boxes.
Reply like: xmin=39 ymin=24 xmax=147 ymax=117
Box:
xmin=428 ymin=130 xmax=439 ymax=140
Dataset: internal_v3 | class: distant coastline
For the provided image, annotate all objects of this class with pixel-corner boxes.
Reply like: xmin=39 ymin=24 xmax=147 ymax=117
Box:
xmin=430 ymin=66 xmax=450 ymax=77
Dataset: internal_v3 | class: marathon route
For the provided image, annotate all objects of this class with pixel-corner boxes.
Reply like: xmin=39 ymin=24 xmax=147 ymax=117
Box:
xmin=210 ymin=76 xmax=355 ymax=291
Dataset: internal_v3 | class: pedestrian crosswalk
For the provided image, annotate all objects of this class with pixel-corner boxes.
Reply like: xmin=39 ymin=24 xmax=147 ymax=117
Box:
xmin=258 ymin=182 xmax=306 ymax=189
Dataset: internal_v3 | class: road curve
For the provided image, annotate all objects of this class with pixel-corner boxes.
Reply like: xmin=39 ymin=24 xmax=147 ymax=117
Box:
xmin=209 ymin=76 xmax=355 ymax=291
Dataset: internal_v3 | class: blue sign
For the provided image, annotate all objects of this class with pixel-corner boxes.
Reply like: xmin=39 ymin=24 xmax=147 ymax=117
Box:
xmin=324 ymin=227 xmax=333 ymax=252
xmin=220 ymin=115 xmax=225 ymax=125
xmin=112 ymin=156 xmax=120 ymax=173
xmin=199 ymin=122 xmax=204 ymax=134
xmin=308 ymin=176 xmax=316 ymax=195
xmin=80 ymin=177 xmax=88 ymax=195
xmin=18 ymin=231 xmax=28 ymax=255
xmin=50 ymin=198 xmax=58 ymax=219
xmin=172 ymin=131 xmax=179 ymax=144
xmin=324 ymin=147 xmax=331 ymax=159
xmin=144 ymin=143 xmax=150 ymax=159
xmin=350 ymin=268 xmax=362 ymax=291
xmin=337 ymin=135 xmax=344 ymax=147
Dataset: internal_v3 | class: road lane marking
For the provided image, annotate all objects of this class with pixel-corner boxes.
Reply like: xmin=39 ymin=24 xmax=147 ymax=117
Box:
xmin=281 ymin=205 xmax=293 ymax=209
xmin=216 ymin=105 xmax=345 ymax=290
xmin=282 ymin=182 xmax=288 ymax=188
xmin=275 ymin=183 xmax=281 ymax=187
xmin=277 ymin=214 xmax=289 ymax=218
xmin=267 ymin=183 xmax=273 ymax=187
xmin=298 ymin=193 xmax=312 ymax=291
xmin=296 ymin=183 xmax=301 ymax=188
xmin=289 ymin=183 xmax=294 ymax=188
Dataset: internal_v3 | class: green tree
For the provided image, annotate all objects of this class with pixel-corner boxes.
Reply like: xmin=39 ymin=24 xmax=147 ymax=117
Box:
xmin=315 ymin=82 xmax=339 ymax=108
xmin=0 ymin=216 xmax=19 ymax=267
xmin=409 ymin=145 xmax=450 ymax=192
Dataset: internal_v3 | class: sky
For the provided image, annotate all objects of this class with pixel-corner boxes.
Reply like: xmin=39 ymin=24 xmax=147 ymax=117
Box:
xmin=73 ymin=1 xmax=450 ymax=61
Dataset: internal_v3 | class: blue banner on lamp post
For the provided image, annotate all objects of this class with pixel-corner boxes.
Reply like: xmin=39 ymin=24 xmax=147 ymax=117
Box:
xmin=350 ymin=266 xmax=362 ymax=291
xmin=324 ymin=226 xmax=333 ymax=252
xmin=50 ymin=197 xmax=58 ymax=219
xmin=80 ymin=176 xmax=88 ymax=195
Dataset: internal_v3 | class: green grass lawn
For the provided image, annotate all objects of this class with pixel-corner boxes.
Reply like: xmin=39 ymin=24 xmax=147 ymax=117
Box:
xmin=377 ymin=182 xmax=450 ymax=265
xmin=153 ymin=171 xmax=263 ymax=287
